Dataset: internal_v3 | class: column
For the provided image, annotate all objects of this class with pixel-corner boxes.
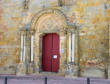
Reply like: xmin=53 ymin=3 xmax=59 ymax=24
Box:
xmin=68 ymin=32 xmax=72 ymax=62
xmin=16 ymin=31 xmax=27 ymax=76
xmin=31 ymin=34 xmax=34 ymax=62
xmin=72 ymin=33 xmax=75 ymax=63
xmin=20 ymin=33 xmax=24 ymax=63
xmin=28 ymin=31 xmax=35 ymax=74
xmin=23 ymin=35 xmax=26 ymax=62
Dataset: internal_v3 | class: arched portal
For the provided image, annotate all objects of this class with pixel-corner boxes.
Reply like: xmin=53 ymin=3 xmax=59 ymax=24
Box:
xmin=30 ymin=9 xmax=68 ymax=75
xmin=31 ymin=8 xmax=67 ymax=32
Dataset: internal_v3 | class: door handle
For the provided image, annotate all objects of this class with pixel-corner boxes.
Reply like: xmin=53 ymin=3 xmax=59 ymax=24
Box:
xmin=53 ymin=55 xmax=57 ymax=59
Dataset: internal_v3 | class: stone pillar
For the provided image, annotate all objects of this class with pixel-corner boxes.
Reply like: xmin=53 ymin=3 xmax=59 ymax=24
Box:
xmin=58 ymin=29 xmax=67 ymax=75
xmin=31 ymin=34 xmax=34 ymax=62
xmin=20 ymin=33 xmax=24 ymax=63
xmin=108 ymin=65 xmax=110 ymax=79
xmin=28 ymin=30 xmax=35 ymax=74
xmin=16 ymin=31 xmax=27 ymax=76
xmin=68 ymin=32 xmax=75 ymax=63
xmin=23 ymin=35 xmax=26 ymax=62
xmin=72 ymin=33 xmax=75 ymax=62
xmin=68 ymin=32 xmax=72 ymax=62
xmin=108 ymin=24 xmax=110 ymax=79
xmin=65 ymin=28 xmax=79 ymax=77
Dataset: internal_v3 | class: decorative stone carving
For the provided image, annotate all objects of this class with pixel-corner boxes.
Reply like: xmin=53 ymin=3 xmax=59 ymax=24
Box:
xmin=28 ymin=62 xmax=35 ymax=74
xmin=31 ymin=9 xmax=67 ymax=32
xmin=24 ymin=0 xmax=30 ymax=10
xmin=58 ymin=0 xmax=77 ymax=6
xmin=16 ymin=63 xmax=26 ymax=76
xmin=37 ymin=14 xmax=64 ymax=32
xmin=66 ymin=63 xmax=79 ymax=77
xmin=108 ymin=65 xmax=110 ymax=79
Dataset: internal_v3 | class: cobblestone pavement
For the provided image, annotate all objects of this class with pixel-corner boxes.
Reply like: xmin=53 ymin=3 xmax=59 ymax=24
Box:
xmin=0 ymin=75 xmax=110 ymax=84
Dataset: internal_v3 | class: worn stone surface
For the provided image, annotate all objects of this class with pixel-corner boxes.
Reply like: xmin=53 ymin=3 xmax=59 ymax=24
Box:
xmin=0 ymin=0 xmax=109 ymax=78
xmin=84 ymin=66 xmax=105 ymax=78
xmin=16 ymin=63 xmax=26 ymax=76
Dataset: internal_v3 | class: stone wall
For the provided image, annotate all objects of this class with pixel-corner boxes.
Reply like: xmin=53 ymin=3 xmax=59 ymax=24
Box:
xmin=0 ymin=0 xmax=109 ymax=78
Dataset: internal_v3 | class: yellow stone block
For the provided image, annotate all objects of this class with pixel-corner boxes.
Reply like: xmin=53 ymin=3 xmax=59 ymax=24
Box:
xmin=91 ymin=14 xmax=104 ymax=24
xmin=50 ymin=1 xmax=58 ymax=6
xmin=107 ymin=9 xmax=110 ymax=16
xmin=89 ymin=35 xmax=95 ymax=39
xmin=0 ymin=41 xmax=7 ymax=45
xmin=0 ymin=49 xmax=4 ymax=53
xmin=78 ymin=19 xmax=84 ymax=24
xmin=0 ymin=18 xmax=3 ymax=23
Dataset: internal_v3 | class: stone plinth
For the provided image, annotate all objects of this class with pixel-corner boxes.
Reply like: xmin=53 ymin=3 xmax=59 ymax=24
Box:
xmin=65 ymin=63 xmax=79 ymax=77
xmin=16 ymin=63 xmax=27 ymax=76
xmin=28 ymin=62 xmax=35 ymax=74
xmin=108 ymin=66 xmax=110 ymax=79
xmin=84 ymin=66 xmax=105 ymax=78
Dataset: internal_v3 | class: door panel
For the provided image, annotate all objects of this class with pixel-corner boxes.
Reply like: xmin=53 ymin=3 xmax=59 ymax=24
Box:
xmin=52 ymin=34 xmax=59 ymax=50
xmin=52 ymin=34 xmax=60 ymax=72
xmin=42 ymin=34 xmax=52 ymax=72
xmin=42 ymin=33 xmax=60 ymax=72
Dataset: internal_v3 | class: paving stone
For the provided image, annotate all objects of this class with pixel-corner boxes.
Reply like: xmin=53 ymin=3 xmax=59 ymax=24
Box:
xmin=0 ymin=78 xmax=4 ymax=84
xmin=48 ymin=78 xmax=87 ymax=84
xmin=0 ymin=76 xmax=110 ymax=84
xmin=8 ymin=79 xmax=44 ymax=84
xmin=90 ymin=78 xmax=110 ymax=84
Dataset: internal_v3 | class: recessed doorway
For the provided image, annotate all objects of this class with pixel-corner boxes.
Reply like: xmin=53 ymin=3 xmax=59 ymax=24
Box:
xmin=42 ymin=33 xmax=60 ymax=72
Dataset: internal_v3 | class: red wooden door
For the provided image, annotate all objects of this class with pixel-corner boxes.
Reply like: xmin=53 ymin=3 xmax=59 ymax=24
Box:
xmin=42 ymin=33 xmax=60 ymax=72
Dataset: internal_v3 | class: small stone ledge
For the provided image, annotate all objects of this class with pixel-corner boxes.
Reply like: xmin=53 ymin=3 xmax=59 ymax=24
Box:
xmin=83 ymin=66 xmax=105 ymax=78
xmin=28 ymin=62 xmax=35 ymax=74
xmin=108 ymin=65 xmax=110 ymax=79
xmin=65 ymin=63 xmax=79 ymax=77
xmin=16 ymin=63 xmax=26 ymax=76
xmin=0 ymin=66 xmax=16 ymax=75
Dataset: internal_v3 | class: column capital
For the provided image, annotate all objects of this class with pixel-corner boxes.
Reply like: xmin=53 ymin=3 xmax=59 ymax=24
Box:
xmin=20 ymin=30 xmax=27 ymax=35
xmin=30 ymin=29 xmax=35 ymax=35
xmin=67 ymin=28 xmax=76 ymax=33
xmin=67 ymin=25 xmax=76 ymax=33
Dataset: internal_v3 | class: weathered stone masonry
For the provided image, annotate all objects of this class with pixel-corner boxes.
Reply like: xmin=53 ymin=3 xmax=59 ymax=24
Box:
xmin=0 ymin=0 xmax=109 ymax=78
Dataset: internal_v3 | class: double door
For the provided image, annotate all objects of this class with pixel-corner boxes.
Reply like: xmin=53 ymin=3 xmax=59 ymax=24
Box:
xmin=42 ymin=33 xmax=60 ymax=72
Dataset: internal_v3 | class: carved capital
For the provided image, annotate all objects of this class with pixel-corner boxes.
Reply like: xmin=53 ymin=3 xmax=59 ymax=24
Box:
xmin=67 ymin=25 xmax=76 ymax=33
xmin=30 ymin=29 xmax=35 ymax=35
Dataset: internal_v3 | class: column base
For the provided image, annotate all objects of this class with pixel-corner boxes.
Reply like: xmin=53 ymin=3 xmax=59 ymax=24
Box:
xmin=16 ymin=63 xmax=27 ymax=76
xmin=108 ymin=66 xmax=110 ymax=79
xmin=65 ymin=63 xmax=79 ymax=77
xmin=28 ymin=62 xmax=35 ymax=74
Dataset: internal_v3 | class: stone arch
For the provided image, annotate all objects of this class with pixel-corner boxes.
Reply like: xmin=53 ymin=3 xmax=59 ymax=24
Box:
xmin=31 ymin=8 xmax=68 ymax=32
xmin=30 ymin=8 xmax=68 ymax=75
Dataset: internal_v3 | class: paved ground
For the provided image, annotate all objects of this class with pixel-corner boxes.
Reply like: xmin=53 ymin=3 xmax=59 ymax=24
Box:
xmin=0 ymin=75 xmax=110 ymax=84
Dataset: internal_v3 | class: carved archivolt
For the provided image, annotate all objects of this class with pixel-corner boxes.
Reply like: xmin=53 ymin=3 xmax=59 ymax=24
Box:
xmin=31 ymin=9 xmax=68 ymax=33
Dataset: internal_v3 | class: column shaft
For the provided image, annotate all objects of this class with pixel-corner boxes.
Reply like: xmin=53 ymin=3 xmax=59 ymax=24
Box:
xmin=68 ymin=33 xmax=72 ymax=62
xmin=23 ymin=35 xmax=26 ymax=62
xmin=31 ymin=35 xmax=34 ymax=62
xmin=72 ymin=33 xmax=75 ymax=62
xmin=20 ymin=35 xmax=24 ymax=62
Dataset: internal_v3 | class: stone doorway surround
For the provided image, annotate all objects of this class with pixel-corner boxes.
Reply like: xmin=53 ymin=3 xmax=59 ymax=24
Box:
xmin=16 ymin=8 xmax=78 ymax=77
xmin=31 ymin=9 xmax=68 ymax=75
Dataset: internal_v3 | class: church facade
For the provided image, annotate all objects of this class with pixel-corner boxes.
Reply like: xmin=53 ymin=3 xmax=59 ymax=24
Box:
xmin=0 ymin=0 xmax=110 ymax=78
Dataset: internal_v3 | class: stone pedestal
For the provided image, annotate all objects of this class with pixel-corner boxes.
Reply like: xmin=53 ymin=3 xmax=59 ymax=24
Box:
xmin=28 ymin=62 xmax=35 ymax=74
xmin=16 ymin=63 xmax=26 ymax=76
xmin=65 ymin=63 xmax=79 ymax=77
xmin=108 ymin=66 xmax=110 ymax=79
xmin=84 ymin=66 xmax=105 ymax=78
